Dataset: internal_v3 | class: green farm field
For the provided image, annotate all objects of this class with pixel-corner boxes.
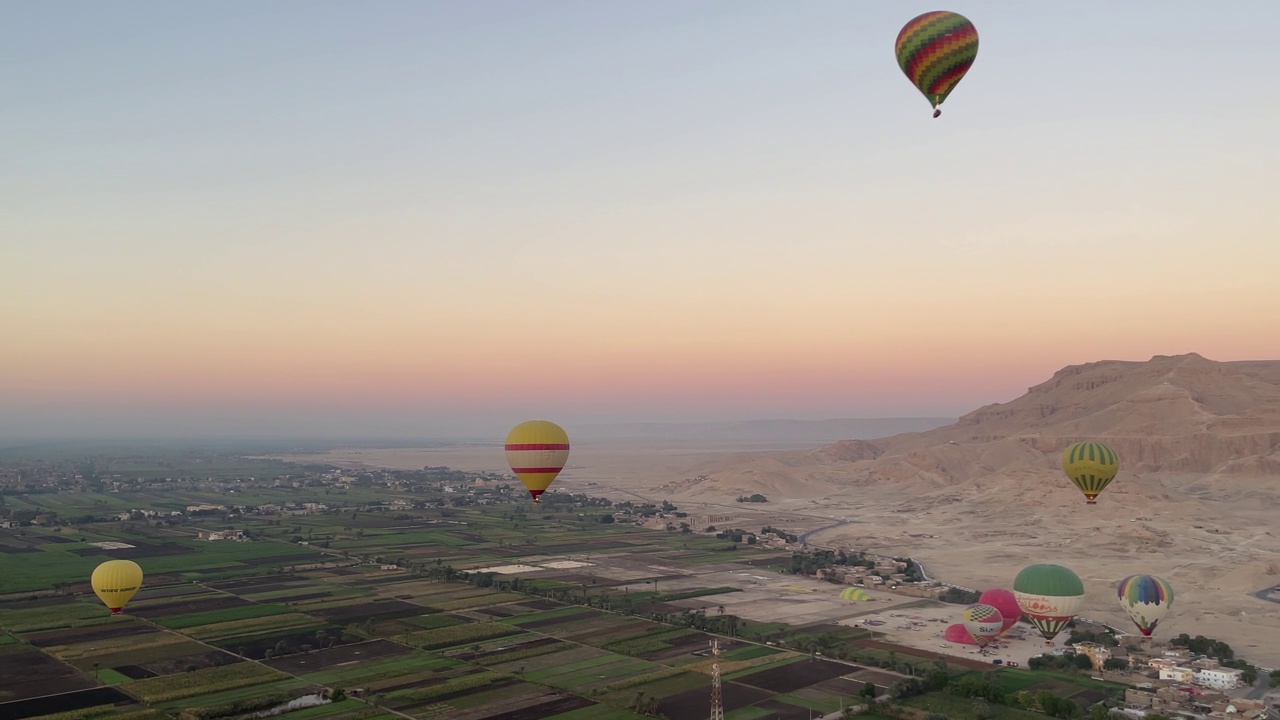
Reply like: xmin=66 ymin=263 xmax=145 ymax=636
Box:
xmin=0 ymin=476 xmax=1138 ymax=720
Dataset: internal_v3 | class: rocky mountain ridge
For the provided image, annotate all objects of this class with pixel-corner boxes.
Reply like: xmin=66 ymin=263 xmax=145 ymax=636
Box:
xmin=665 ymin=353 xmax=1280 ymax=504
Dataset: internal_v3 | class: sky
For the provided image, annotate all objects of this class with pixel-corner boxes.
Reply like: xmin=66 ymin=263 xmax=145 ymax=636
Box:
xmin=4 ymin=1 xmax=1280 ymax=441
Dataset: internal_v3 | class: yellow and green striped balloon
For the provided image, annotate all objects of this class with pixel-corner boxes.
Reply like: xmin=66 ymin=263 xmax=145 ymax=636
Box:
xmin=1062 ymin=441 xmax=1120 ymax=504
xmin=894 ymin=11 xmax=979 ymax=117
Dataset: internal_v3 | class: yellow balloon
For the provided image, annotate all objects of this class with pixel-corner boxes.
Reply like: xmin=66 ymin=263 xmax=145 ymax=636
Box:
xmin=91 ymin=559 xmax=143 ymax=614
xmin=504 ymin=420 xmax=570 ymax=504
xmin=1061 ymin=441 xmax=1119 ymax=504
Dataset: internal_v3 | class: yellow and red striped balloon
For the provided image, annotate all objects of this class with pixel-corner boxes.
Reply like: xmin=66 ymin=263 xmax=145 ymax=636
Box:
xmin=504 ymin=420 xmax=570 ymax=504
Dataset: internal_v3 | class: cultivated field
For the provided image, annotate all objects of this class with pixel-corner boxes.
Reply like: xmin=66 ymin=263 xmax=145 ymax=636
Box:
xmin=2 ymin=488 xmax=1132 ymax=720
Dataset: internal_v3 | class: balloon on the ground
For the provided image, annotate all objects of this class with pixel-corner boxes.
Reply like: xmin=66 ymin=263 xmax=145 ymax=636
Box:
xmin=962 ymin=603 xmax=1004 ymax=648
xmin=1013 ymin=563 xmax=1085 ymax=644
xmin=91 ymin=559 xmax=143 ymax=615
xmin=1062 ymin=441 xmax=1120 ymax=504
xmin=978 ymin=588 xmax=1022 ymax=634
xmin=944 ymin=623 xmax=978 ymax=645
xmin=1117 ymin=574 xmax=1174 ymax=637
xmin=505 ymin=420 xmax=570 ymax=504
xmin=894 ymin=10 xmax=980 ymax=118
xmin=839 ymin=587 xmax=870 ymax=601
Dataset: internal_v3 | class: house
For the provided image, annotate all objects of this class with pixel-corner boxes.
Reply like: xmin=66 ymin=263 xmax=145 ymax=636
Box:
xmin=199 ymin=529 xmax=247 ymax=542
xmin=891 ymin=582 xmax=945 ymax=599
xmin=1193 ymin=667 xmax=1243 ymax=690
xmin=1159 ymin=666 xmax=1193 ymax=683
xmin=1073 ymin=641 xmax=1112 ymax=670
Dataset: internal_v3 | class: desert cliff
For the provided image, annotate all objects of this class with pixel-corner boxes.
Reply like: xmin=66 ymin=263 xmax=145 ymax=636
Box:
xmin=669 ymin=353 xmax=1280 ymax=667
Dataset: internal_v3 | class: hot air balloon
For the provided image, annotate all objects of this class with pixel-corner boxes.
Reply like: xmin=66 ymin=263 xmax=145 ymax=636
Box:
xmin=962 ymin=603 xmax=1004 ymax=649
xmin=1062 ymin=441 xmax=1120 ymax=504
xmin=978 ymin=588 xmax=1022 ymax=634
xmin=1117 ymin=574 xmax=1174 ymax=637
xmin=91 ymin=559 xmax=143 ymax=615
xmin=839 ymin=587 xmax=870 ymax=602
xmin=505 ymin=420 xmax=570 ymax=504
xmin=894 ymin=10 xmax=979 ymax=118
xmin=1013 ymin=563 xmax=1085 ymax=645
xmin=944 ymin=623 xmax=979 ymax=645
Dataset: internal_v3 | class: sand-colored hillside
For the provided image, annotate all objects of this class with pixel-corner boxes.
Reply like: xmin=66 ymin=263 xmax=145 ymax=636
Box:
xmin=274 ymin=354 xmax=1280 ymax=667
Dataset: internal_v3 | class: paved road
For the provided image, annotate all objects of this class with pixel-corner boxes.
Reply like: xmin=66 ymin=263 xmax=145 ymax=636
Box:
xmin=1243 ymin=673 xmax=1268 ymax=700
xmin=798 ymin=518 xmax=859 ymax=546
xmin=1251 ymin=585 xmax=1280 ymax=604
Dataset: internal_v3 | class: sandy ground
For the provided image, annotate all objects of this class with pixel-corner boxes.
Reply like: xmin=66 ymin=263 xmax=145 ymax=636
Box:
xmin=831 ymin=604 xmax=1068 ymax=669
xmin=268 ymin=444 xmax=1280 ymax=669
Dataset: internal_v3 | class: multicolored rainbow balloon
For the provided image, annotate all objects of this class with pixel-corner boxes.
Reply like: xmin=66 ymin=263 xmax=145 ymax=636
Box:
xmin=894 ymin=10 xmax=980 ymax=118
xmin=1117 ymin=574 xmax=1174 ymax=637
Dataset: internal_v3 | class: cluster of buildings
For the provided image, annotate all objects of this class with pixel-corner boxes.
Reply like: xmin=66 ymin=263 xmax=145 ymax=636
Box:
xmin=812 ymin=561 xmax=948 ymax=599
xmin=1073 ymin=644 xmax=1247 ymax=693
xmin=1122 ymin=684 xmax=1267 ymax=719
xmin=1148 ymin=656 xmax=1245 ymax=691
xmin=1070 ymin=645 xmax=1274 ymax=720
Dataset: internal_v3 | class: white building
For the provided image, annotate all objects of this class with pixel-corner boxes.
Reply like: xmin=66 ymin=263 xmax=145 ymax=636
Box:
xmin=1159 ymin=667 xmax=1194 ymax=683
xmin=199 ymin=529 xmax=247 ymax=542
xmin=1194 ymin=666 xmax=1243 ymax=690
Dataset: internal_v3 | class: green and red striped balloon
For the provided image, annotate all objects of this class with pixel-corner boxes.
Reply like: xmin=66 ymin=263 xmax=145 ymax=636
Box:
xmin=894 ymin=10 xmax=979 ymax=117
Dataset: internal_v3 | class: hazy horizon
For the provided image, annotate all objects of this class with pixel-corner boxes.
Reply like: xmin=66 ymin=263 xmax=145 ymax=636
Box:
xmin=7 ymin=2 xmax=1280 ymax=441
xmin=0 ymin=409 xmax=957 ymax=444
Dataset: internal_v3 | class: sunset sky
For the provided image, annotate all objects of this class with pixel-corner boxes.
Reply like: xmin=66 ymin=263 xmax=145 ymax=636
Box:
xmin=5 ymin=1 xmax=1279 ymax=440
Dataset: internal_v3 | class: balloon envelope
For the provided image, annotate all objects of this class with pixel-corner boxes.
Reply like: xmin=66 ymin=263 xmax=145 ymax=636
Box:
xmin=839 ymin=587 xmax=869 ymax=601
xmin=1013 ymin=564 xmax=1085 ymax=643
xmin=1062 ymin=441 xmax=1120 ymax=504
xmin=894 ymin=11 xmax=980 ymax=112
xmin=962 ymin=603 xmax=1004 ymax=648
xmin=505 ymin=420 xmax=570 ymax=504
xmin=944 ymin=623 xmax=978 ymax=645
xmin=1117 ymin=574 xmax=1174 ymax=637
xmin=978 ymin=588 xmax=1022 ymax=633
xmin=91 ymin=559 xmax=143 ymax=614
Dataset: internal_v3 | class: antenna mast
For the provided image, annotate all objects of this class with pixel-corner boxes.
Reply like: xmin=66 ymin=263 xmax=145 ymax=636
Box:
xmin=710 ymin=638 xmax=724 ymax=720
